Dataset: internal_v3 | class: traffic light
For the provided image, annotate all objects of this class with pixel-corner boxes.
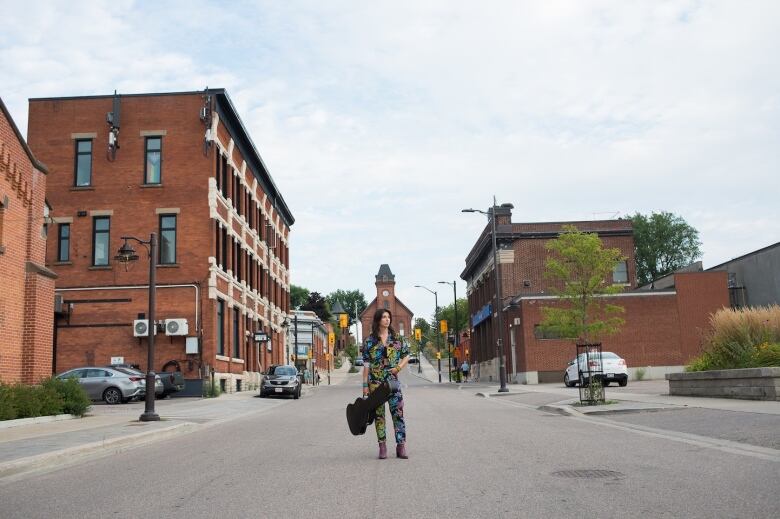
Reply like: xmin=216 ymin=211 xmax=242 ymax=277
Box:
xmin=414 ymin=328 xmax=421 ymax=341
xmin=328 ymin=332 xmax=335 ymax=346
xmin=440 ymin=320 xmax=448 ymax=333
xmin=339 ymin=314 xmax=348 ymax=328
xmin=325 ymin=353 xmax=331 ymax=361
xmin=436 ymin=352 xmax=441 ymax=360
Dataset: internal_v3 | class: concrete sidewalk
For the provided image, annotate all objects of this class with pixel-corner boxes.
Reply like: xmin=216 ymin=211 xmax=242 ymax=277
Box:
xmin=471 ymin=380 xmax=780 ymax=416
xmin=0 ymin=357 xmax=356 ymax=482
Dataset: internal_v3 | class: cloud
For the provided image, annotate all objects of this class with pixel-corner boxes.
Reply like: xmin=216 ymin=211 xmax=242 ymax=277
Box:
xmin=2 ymin=0 xmax=778 ymax=319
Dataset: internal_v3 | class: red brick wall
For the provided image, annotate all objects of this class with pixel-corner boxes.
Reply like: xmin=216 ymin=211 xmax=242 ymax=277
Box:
xmin=27 ymin=92 xmax=291 ymax=381
xmin=513 ymin=272 xmax=728 ymax=376
xmin=675 ymin=271 xmax=729 ymax=360
xmin=0 ymin=102 xmax=54 ymax=384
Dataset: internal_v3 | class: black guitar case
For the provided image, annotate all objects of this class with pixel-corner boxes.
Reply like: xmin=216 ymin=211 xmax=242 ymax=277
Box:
xmin=346 ymin=382 xmax=392 ymax=436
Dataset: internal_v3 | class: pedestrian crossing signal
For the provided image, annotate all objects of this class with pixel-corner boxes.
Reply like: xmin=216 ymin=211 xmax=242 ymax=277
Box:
xmin=414 ymin=328 xmax=421 ymax=341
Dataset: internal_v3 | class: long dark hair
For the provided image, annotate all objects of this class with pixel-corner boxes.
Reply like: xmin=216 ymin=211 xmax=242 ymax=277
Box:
xmin=370 ymin=309 xmax=396 ymax=339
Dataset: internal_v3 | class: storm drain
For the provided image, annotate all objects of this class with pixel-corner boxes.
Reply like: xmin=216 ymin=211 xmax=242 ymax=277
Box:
xmin=552 ymin=470 xmax=625 ymax=479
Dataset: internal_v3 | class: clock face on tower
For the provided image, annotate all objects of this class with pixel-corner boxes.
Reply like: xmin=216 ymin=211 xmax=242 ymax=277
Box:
xmin=382 ymin=290 xmax=390 ymax=297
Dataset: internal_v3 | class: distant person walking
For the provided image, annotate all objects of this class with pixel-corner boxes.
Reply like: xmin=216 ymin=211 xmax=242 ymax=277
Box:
xmin=460 ymin=360 xmax=470 ymax=382
xmin=362 ymin=309 xmax=410 ymax=459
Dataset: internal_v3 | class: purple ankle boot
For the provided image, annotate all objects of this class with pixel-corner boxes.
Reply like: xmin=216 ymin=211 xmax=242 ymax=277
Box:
xmin=378 ymin=441 xmax=387 ymax=459
xmin=396 ymin=443 xmax=408 ymax=459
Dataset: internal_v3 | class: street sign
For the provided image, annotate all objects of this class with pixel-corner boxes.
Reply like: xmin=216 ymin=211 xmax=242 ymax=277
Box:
xmin=254 ymin=331 xmax=269 ymax=342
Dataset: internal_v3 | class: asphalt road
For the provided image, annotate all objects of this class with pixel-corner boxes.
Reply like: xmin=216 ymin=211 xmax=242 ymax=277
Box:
xmin=0 ymin=373 xmax=778 ymax=518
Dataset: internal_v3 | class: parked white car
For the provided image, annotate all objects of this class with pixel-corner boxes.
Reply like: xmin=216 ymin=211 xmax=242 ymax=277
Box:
xmin=564 ymin=351 xmax=628 ymax=387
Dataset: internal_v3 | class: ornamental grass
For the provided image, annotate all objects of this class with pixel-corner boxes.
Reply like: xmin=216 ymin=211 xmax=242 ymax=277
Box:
xmin=686 ymin=305 xmax=780 ymax=371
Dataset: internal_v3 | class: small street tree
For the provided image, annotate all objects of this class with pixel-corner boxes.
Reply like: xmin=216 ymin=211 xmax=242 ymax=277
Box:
xmin=540 ymin=225 xmax=628 ymax=403
xmin=540 ymin=225 xmax=627 ymax=343
xmin=629 ymin=211 xmax=702 ymax=286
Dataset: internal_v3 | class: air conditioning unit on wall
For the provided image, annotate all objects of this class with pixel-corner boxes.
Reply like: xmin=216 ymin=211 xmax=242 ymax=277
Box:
xmin=133 ymin=319 xmax=157 ymax=337
xmin=164 ymin=318 xmax=189 ymax=336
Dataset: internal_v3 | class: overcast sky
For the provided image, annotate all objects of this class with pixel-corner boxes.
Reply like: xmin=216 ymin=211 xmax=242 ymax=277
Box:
xmin=2 ymin=1 xmax=778 ymax=324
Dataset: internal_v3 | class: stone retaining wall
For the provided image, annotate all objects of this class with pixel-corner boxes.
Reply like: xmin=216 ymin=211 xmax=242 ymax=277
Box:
xmin=666 ymin=367 xmax=780 ymax=401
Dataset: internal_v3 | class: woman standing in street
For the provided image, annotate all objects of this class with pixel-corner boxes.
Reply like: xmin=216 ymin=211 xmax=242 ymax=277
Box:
xmin=362 ymin=309 xmax=410 ymax=459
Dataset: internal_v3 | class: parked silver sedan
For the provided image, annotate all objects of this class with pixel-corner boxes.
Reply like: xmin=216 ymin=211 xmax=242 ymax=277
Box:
xmin=56 ymin=367 xmax=146 ymax=404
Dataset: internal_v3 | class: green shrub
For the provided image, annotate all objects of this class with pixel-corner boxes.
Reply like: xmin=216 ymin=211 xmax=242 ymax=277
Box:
xmin=635 ymin=367 xmax=646 ymax=381
xmin=203 ymin=380 xmax=221 ymax=398
xmin=11 ymin=384 xmax=43 ymax=418
xmin=46 ymin=377 xmax=90 ymax=417
xmin=334 ymin=357 xmax=343 ymax=369
xmin=37 ymin=382 xmax=65 ymax=416
xmin=687 ymin=306 xmax=780 ymax=371
xmin=0 ymin=383 xmax=17 ymax=421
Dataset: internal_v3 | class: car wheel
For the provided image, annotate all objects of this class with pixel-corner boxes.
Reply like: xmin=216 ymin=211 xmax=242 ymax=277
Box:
xmin=602 ymin=379 xmax=610 ymax=387
xmin=103 ymin=387 xmax=123 ymax=405
xmin=619 ymin=379 xmax=628 ymax=387
xmin=564 ymin=373 xmax=575 ymax=388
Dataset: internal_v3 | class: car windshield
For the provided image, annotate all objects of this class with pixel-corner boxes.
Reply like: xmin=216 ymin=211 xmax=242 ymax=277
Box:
xmin=273 ymin=366 xmax=297 ymax=376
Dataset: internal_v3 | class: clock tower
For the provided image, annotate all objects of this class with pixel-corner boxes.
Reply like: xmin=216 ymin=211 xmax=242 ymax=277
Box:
xmin=376 ymin=263 xmax=395 ymax=311
xmin=359 ymin=264 xmax=414 ymax=342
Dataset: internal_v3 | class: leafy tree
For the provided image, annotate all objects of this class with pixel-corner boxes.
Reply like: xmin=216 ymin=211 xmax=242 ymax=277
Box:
xmin=437 ymin=298 xmax=469 ymax=337
xmin=300 ymin=291 xmax=331 ymax=322
xmin=629 ymin=211 xmax=702 ymax=286
xmin=413 ymin=317 xmax=432 ymax=345
xmin=325 ymin=289 xmax=368 ymax=326
xmin=539 ymin=225 xmax=626 ymax=343
xmin=290 ymin=284 xmax=310 ymax=310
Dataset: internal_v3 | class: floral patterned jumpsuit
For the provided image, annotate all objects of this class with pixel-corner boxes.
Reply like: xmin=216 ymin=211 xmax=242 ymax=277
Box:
xmin=362 ymin=333 xmax=409 ymax=444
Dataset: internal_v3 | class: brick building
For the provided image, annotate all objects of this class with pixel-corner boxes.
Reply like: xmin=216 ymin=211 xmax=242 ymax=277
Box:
xmin=461 ymin=204 xmax=728 ymax=384
xmin=27 ymin=89 xmax=293 ymax=394
xmin=0 ymin=97 xmax=57 ymax=384
xmin=360 ymin=264 xmax=414 ymax=340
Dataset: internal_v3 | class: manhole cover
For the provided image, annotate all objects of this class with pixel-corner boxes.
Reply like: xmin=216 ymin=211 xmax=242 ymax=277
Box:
xmin=552 ymin=470 xmax=625 ymax=479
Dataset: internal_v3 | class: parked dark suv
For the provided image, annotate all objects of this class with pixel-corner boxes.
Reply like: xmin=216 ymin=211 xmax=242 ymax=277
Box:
xmin=259 ymin=365 xmax=301 ymax=399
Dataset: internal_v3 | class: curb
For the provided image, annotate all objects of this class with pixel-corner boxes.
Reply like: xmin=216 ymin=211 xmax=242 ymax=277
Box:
xmin=0 ymin=414 xmax=78 ymax=430
xmin=0 ymin=421 xmax=197 ymax=481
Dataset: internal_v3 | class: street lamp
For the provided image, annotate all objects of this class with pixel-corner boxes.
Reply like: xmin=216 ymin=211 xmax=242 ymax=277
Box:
xmin=438 ymin=280 xmax=458 ymax=383
xmin=115 ymin=234 xmax=160 ymax=421
xmin=462 ymin=196 xmax=509 ymax=393
xmin=281 ymin=317 xmax=291 ymax=364
xmin=414 ymin=285 xmax=441 ymax=383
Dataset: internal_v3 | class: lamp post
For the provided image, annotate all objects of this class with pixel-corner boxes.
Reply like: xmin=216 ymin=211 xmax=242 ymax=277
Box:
xmin=115 ymin=234 xmax=160 ymax=421
xmin=414 ymin=285 xmax=441 ymax=383
xmin=462 ymin=196 xmax=509 ymax=393
xmin=281 ymin=317 xmax=291 ymax=365
xmin=438 ymin=280 xmax=458 ymax=383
